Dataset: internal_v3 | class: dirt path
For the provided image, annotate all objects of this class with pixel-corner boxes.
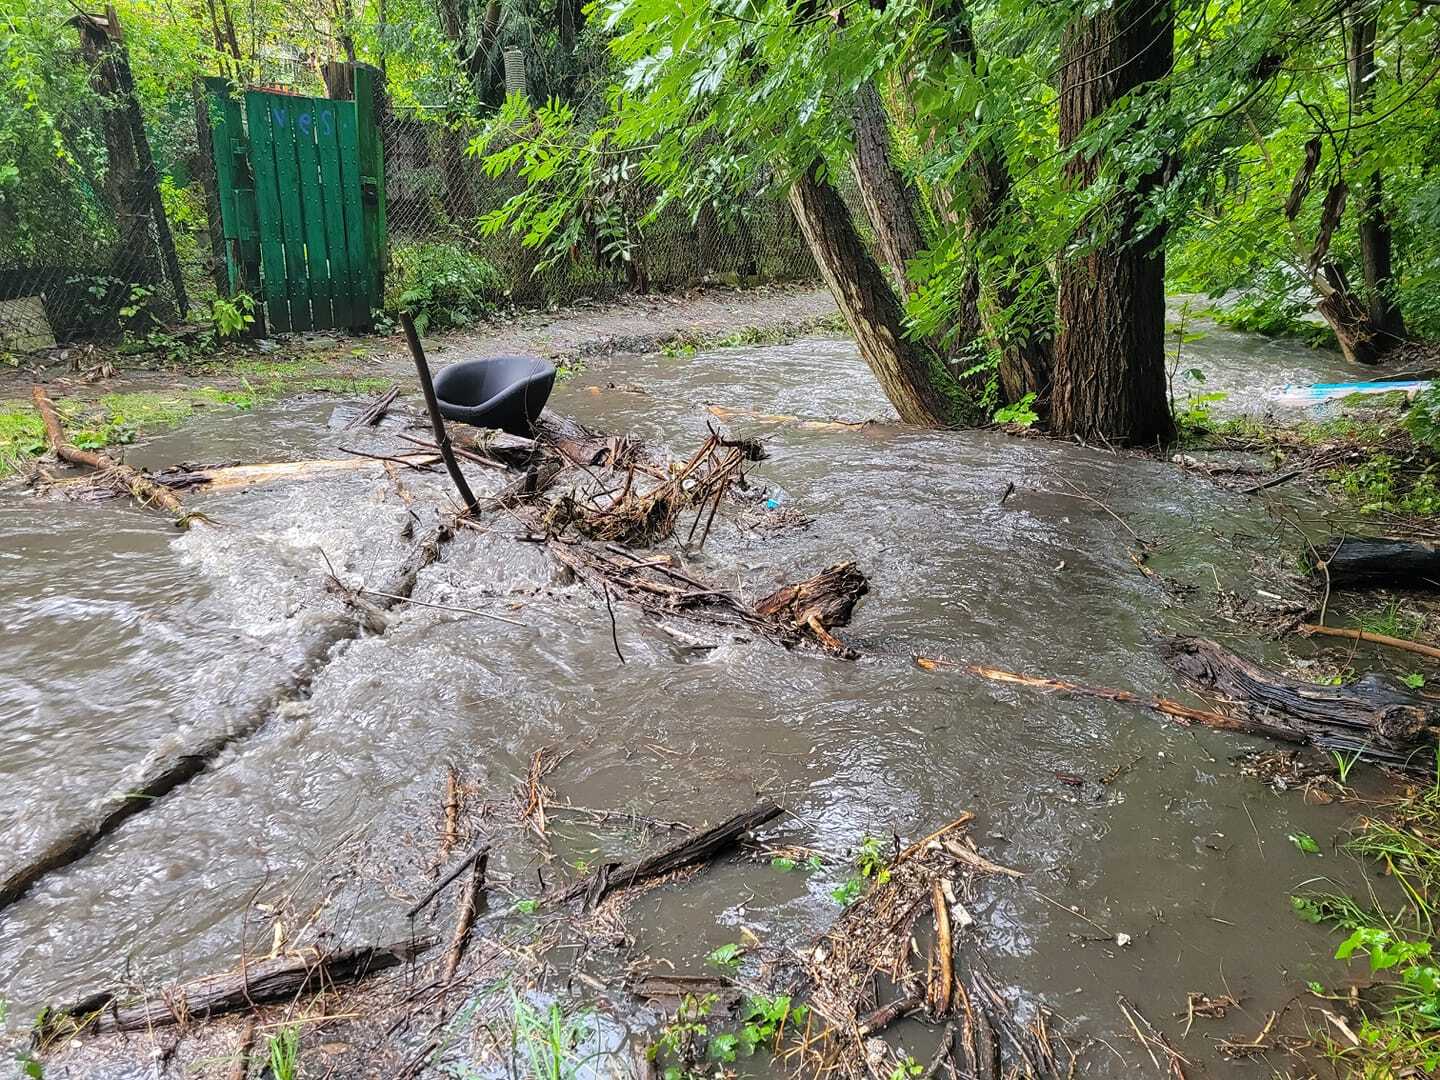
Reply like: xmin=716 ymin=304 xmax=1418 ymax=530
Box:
xmin=406 ymin=283 xmax=839 ymax=370
xmin=0 ymin=284 xmax=838 ymax=476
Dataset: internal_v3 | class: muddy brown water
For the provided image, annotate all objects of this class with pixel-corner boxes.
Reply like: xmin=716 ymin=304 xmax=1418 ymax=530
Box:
xmin=0 ymin=323 xmax=1412 ymax=1076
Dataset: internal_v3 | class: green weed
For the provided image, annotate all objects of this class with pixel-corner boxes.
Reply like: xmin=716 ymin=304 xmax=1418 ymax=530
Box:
xmin=511 ymin=994 xmax=596 ymax=1080
xmin=831 ymin=835 xmax=892 ymax=906
xmin=387 ymin=241 xmax=503 ymax=335
xmin=1358 ymin=601 xmax=1426 ymax=643
xmin=267 ymin=1025 xmax=301 ymax=1080
xmin=705 ymin=943 xmax=743 ymax=970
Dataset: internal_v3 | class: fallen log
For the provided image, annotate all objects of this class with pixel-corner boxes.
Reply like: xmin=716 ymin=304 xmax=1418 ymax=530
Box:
xmin=564 ymin=801 xmax=783 ymax=910
xmin=1316 ymin=537 xmax=1440 ymax=589
xmin=920 ymin=641 xmax=1437 ymax=769
xmin=36 ymin=939 xmax=433 ymax=1044
xmin=31 ymin=386 xmax=192 ymax=525
xmin=1160 ymin=635 xmax=1437 ymax=768
xmin=754 ymin=561 xmax=869 ymax=653
xmin=156 ymin=453 xmax=440 ymax=492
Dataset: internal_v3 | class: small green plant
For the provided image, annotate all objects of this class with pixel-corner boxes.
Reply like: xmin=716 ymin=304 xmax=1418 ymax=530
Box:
xmin=1289 ymin=832 xmax=1322 ymax=855
xmin=705 ymin=943 xmax=743 ymax=970
xmin=993 ymin=391 xmax=1039 ymax=428
xmin=512 ymin=994 xmax=595 ymax=1080
xmin=212 ymin=293 xmax=256 ymax=338
xmin=772 ymin=853 xmax=824 ymax=873
xmin=387 ymin=241 xmax=503 ymax=336
xmin=1175 ymin=389 xmax=1230 ymax=434
xmin=1360 ymin=601 xmax=1425 ymax=642
xmin=1332 ymin=748 xmax=1364 ymax=784
xmin=736 ymin=994 xmax=806 ymax=1056
xmin=648 ymin=993 xmax=717 ymax=1077
xmin=514 ymin=898 xmax=539 ymax=914
xmin=832 ymin=835 xmax=892 ymax=906
xmin=266 ymin=1025 xmax=301 ymax=1080
xmin=889 ymin=1054 xmax=924 ymax=1079
xmin=1405 ymin=673 xmax=1428 ymax=690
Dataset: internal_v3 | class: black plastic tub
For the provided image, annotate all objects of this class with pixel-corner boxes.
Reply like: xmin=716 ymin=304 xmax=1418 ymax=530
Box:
xmin=431 ymin=355 xmax=556 ymax=435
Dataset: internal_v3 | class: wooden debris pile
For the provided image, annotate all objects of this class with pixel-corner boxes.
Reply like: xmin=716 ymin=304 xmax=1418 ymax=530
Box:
xmin=789 ymin=816 xmax=1073 ymax=1080
xmin=550 ymin=542 xmax=869 ymax=654
xmin=539 ymin=426 xmax=754 ymax=548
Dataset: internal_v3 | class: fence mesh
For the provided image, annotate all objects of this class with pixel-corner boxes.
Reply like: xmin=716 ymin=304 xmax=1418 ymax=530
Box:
xmin=381 ymin=107 xmax=819 ymax=310
xmin=1 ymin=52 xmax=819 ymax=357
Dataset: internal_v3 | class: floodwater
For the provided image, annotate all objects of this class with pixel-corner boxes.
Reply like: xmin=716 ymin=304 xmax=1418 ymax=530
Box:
xmin=0 ymin=321 xmax=1410 ymax=1076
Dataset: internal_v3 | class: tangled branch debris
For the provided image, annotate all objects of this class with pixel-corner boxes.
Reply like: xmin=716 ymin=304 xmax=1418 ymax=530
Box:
xmin=791 ymin=815 xmax=1073 ymax=1080
xmin=551 ymin=542 xmax=868 ymax=654
xmin=30 ymin=385 xmax=193 ymax=524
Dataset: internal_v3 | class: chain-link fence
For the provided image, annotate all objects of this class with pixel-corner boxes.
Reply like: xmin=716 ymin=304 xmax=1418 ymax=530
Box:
xmin=381 ymin=106 xmax=819 ymax=311
xmin=0 ymin=10 xmax=216 ymax=358
xmin=2 ymin=31 xmax=821 ymax=358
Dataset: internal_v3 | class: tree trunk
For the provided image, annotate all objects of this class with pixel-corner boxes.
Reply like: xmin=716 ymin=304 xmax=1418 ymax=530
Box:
xmin=1051 ymin=0 xmax=1174 ymax=445
xmin=787 ymin=161 xmax=954 ymax=427
xmin=1349 ymin=12 xmax=1406 ymax=346
xmin=848 ymin=81 xmax=927 ymax=297
xmin=927 ymin=0 xmax=1052 ymax=406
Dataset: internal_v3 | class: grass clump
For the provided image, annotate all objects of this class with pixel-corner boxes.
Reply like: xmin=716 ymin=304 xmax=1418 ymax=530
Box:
xmin=1294 ymin=774 xmax=1440 ymax=1074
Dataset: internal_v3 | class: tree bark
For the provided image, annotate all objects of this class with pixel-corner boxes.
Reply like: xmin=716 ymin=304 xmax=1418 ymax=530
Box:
xmin=1051 ymin=0 xmax=1174 ymax=445
xmin=787 ymin=161 xmax=954 ymax=426
xmin=1349 ymin=12 xmax=1406 ymax=346
xmin=930 ymin=0 xmax=1052 ymax=405
xmin=848 ymin=80 xmax=928 ymax=297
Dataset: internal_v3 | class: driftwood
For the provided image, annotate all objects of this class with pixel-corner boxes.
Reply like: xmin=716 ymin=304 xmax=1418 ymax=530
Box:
xmin=1161 ymin=635 xmax=1437 ymax=768
xmin=1302 ymin=622 xmax=1440 ymax=661
xmin=1316 ymin=537 xmax=1440 ymax=589
xmin=563 ymin=801 xmax=783 ymax=909
xmin=345 ymin=384 xmax=399 ymax=428
xmin=705 ymin=403 xmax=883 ymax=432
xmin=156 ymin=453 xmax=439 ymax=492
xmin=37 ymin=939 xmax=433 ymax=1043
xmin=754 ymin=562 xmax=869 ymax=653
xmin=551 ymin=543 xmax=869 ymax=654
xmin=920 ymin=640 xmax=1436 ymax=770
xmin=0 ymin=522 xmax=457 ymax=913
xmin=31 ymin=386 xmax=191 ymax=524
xmin=400 ymin=312 xmax=478 ymax=513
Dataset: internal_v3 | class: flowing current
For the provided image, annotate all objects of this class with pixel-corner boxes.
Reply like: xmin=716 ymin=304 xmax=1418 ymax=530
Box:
xmin=0 ymin=322 xmax=1391 ymax=1075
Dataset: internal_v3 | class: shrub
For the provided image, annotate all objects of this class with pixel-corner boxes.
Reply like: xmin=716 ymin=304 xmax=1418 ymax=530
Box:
xmin=386 ymin=242 xmax=505 ymax=336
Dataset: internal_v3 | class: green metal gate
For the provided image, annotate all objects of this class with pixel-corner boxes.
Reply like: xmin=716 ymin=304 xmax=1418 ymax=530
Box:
xmin=198 ymin=71 xmax=385 ymax=334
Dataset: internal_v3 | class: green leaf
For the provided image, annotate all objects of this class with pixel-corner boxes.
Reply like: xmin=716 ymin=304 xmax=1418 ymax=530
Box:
xmin=1288 ymin=833 xmax=1321 ymax=855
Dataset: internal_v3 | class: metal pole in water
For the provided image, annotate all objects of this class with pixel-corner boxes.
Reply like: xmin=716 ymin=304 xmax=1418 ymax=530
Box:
xmin=399 ymin=311 xmax=479 ymax=513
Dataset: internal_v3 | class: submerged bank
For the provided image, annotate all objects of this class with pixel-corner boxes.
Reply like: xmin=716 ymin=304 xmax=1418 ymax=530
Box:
xmin=1 ymin=321 xmax=1437 ymax=1077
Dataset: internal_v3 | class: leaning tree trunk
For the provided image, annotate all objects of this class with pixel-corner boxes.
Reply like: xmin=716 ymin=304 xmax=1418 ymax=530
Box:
xmin=787 ymin=161 xmax=954 ymax=426
xmin=920 ymin=0 xmax=1052 ymax=407
xmin=1051 ymin=0 xmax=1175 ymax=445
xmin=848 ymin=80 xmax=928 ymax=298
xmin=1349 ymin=12 xmax=1406 ymax=347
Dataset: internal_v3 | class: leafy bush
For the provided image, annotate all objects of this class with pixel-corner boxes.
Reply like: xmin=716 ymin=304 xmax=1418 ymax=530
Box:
xmin=386 ymin=242 xmax=505 ymax=335
xmin=1404 ymin=386 xmax=1440 ymax=452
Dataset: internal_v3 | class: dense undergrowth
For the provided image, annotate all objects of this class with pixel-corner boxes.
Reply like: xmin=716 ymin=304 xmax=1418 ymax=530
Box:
xmin=1296 ymin=776 xmax=1440 ymax=1075
xmin=1178 ymin=384 xmax=1440 ymax=523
